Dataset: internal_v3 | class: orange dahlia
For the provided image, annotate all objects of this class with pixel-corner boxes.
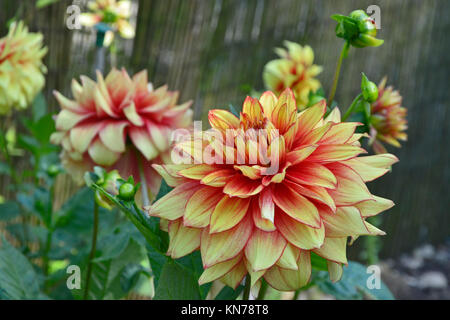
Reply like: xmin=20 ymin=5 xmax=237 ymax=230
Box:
xmin=369 ymin=77 xmax=407 ymax=154
xmin=0 ymin=21 xmax=47 ymax=115
xmin=148 ymin=88 xmax=398 ymax=291
xmin=263 ymin=41 xmax=322 ymax=110
xmin=50 ymin=68 xmax=192 ymax=202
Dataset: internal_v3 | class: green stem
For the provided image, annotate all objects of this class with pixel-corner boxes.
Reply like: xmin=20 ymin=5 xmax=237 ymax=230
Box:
xmin=83 ymin=200 xmax=99 ymax=300
xmin=242 ymin=275 xmax=251 ymax=300
xmin=42 ymin=230 xmax=53 ymax=277
xmin=293 ymin=289 xmax=300 ymax=300
xmin=0 ymin=127 xmax=18 ymax=185
xmin=327 ymin=41 xmax=349 ymax=106
xmin=256 ymin=279 xmax=268 ymax=300
xmin=342 ymin=93 xmax=363 ymax=121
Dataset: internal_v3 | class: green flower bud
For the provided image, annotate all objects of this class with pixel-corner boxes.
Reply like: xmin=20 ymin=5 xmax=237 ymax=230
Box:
xmin=118 ymin=182 xmax=137 ymax=201
xmin=46 ymin=164 xmax=61 ymax=177
xmin=332 ymin=9 xmax=383 ymax=48
xmin=361 ymin=73 xmax=379 ymax=103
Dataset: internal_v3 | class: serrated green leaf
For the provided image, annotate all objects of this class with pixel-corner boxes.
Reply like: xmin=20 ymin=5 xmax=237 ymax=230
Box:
xmin=0 ymin=238 xmax=43 ymax=299
xmin=0 ymin=201 xmax=20 ymax=221
xmin=153 ymin=261 xmax=201 ymax=300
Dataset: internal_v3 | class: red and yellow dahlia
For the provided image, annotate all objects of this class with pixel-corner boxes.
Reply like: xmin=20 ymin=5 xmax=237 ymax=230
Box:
xmin=50 ymin=68 xmax=192 ymax=202
xmin=148 ymin=88 xmax=398 ymax=291
xmin=263 ymin=41 xmax=322 ymax=110
xmin=369 ymin=77 xmax=407 ymax=154
xmin=0 ymin=21 xmax=47 ymax=115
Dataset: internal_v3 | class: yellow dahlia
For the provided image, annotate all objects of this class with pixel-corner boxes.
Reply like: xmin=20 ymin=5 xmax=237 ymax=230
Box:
xmin=369 ymin=77 xmax=407 ymax=154
xmin=80 ymin=0 xmax=135 ymax=44
xmin=263 ymin=41 xmax=322 ymax=110
xmin=148 ymin=89 xmax=398 ymax=291
xmin=50 ymin=68 xmax=192 ymax=202
xmin=0 ymin=21 xmax=47 ymax=115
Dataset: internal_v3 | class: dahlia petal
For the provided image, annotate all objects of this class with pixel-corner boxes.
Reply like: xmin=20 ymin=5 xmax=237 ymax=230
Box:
xmin=276 ymin=243 xmax=300 ymax=270
xmin=251 ymin=199 xmax=276 ymax=232
xmin=323 ymin=107 xmax=341 ymax=123
xmin=70 ymin=122 xmax=103 ymax=153
xmin=322 ymin=206 xmax=370 ymax=237
xmin=219 ymin=260 xmax=247 ymax=289
xmin=259 ymin=187 xmax=275 ymax=224
xmin=201 ymin=169 xmax=236 ymax=187
xmin=296 ymin=122 xmax=332 ymax=146
xmin=53 ymin=91 xmax=83 ymax=113
xmin=201 ymin=215 xmax=253 ymax=267
xmin=99 ymin=121 xmax=128 ymax=153
xmin=123 ymin=102 xmax=144 ymax=126
xmin=242 ymin=96 xmax=265 ymax=124
xmin=198 ymin=253 xmax=243 ymax=285
xmin=147 ymin=121 xmax=169 ymax=152
xmin=285 ymin=144 xmax=318 ymax=165
xmin=129 ymin=126 xmax=159 ymax=160
xmin=244 ymin=259 xmax=266 ymax=288
xmin=307 ymin=144 xmax=366 ymax=163
xmin=233 ymin=165 xmax=262 ymax=180
xmin=313 ymin=237 xmax=348 ymax=264
xmin=259 ymin=91 xmax=278 ymax=116
xmin=343 ymin=154 xmax=399 ymax=181
xmin=327 ymin=163 xmax=373 ymax=205
xmin=264 ymin=250 xmax=311 ymax=291
xmin=276 ymin=211 xmax=325 ymax=250
xmin=296 ymin=100 xmax=327 ymax=139
xmin=286 ymin=181 xmax=336 ymax=212
xmin=320 ymin=122 xmax=361 ymax=144
xmin=223 ymin=175 xmax=264 ymax=198
xmin=364 ymin=222 xmax=386 ymax=235
xmin=94 ymin=86 xmax=116 ymax=118
xmin=55 ymin=110 xmax=90 ymax=131
xmin=87 ymin=139 xmax=120 ymax=166
xmin=152 ymin=164 xmax=192 ymax=187
xmin=355 ymin=195 xmax=394 ymax=218
xmin=272 ymin=184 xmax=321 ymax=228
xmin=210 ymin=196 xmax=251 ymax=233
xmin=178 ymin=164 xmax=218 ymax=180
xmin=184 ymin=187 xmax=223 ymax=228
xmin=327 ymin=261 xmax=343 ymax=282
xmin=208 ymin=109 xmax=240 ymax=132
xmin=245 ymin=229 xmax=287 ymax=271
xmin=167 ymin=219 xmax=201 ymax=259
xmin=148 ymin=182 xmax=200 ymax=220
xmin=286 ymin=162 xmax=337 ymax=189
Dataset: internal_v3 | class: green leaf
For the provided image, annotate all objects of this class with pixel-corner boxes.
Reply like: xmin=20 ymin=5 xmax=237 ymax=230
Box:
xmin=215 ymin=285 xmax=244 ymax=300
xmin=316 ymin=261 xmax=394 ymax=300
xmin=0 ymin=201 xmax=20 ymax=221
xmin=72 ymin=238 xmax=144 ymax=300
xmin=153 ymin=261 xmax=201 ymax=300
xmin=31 ymin=92 xmax=47 ymax=122
xmin=36 ymin=0 xmax=60 ymax=9
xmin=311 ymin=252 xmax=328 ymax=271
xmin=0 ymin=238 xmax=44 ymax=299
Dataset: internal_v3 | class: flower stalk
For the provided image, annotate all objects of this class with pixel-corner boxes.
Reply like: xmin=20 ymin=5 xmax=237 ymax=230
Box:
xmin=83 ymin=200 xmax=99 ymax=300
xmin=327 ymin=41 xmax=349 ymax=105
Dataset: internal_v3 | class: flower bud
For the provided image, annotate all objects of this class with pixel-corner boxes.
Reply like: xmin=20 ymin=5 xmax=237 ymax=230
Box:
xmin=118 ymin=182 xmax=137 ymax=201
xmin=361 ymin=73 xmax=379 ymax=103
xmin=332 ymin=10 xmax=383 ymax=48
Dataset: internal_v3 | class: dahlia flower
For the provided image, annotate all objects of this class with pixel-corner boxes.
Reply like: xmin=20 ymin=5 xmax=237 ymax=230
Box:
xmin=263 ymin=41 xmax=322 ymax=110
xmin=0 ymin=21 xmax=47 ymax=115
xmin=50 ymin=68 xmax=192 ymax=202
xmin=80 ymin=0 xmax=135 ymax=45
xmin=148 ymin=88 xmax=398 ymax=291
xmin=369 ymin=77 xmax=407 ymax=154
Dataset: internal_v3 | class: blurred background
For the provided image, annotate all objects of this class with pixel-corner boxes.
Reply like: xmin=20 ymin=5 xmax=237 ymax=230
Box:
xmin=0 ymin=0 xmax=449 ymax=299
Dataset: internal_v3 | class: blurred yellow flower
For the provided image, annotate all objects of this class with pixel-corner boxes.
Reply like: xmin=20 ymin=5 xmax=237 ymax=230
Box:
xmin=0 ymin=21 xmax=47 ymax=115
xmin=263 ymin=41 xmax=322 ymax=110
xmin=369 ymin=77 xmax=408 ymax=154
xmin=80 ymin=0 xmax=135 ymax=46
